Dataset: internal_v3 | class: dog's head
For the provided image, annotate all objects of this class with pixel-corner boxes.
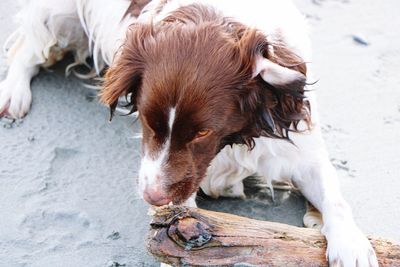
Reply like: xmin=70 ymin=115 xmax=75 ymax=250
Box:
xmin=101 ymin=5 xmax=310 ymax=206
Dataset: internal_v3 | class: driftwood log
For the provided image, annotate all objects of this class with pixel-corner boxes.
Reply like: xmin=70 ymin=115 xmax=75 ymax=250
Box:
xmin=147 ymin=206 xmax=400 ymax=266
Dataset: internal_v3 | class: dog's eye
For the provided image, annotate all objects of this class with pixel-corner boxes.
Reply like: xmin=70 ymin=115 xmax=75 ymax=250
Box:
xmin=194 ymin=129 xmax=211 ymax=139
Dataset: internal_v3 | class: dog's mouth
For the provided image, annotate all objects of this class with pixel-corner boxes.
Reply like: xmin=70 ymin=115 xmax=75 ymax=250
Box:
xmin=170 ymin=195 xmax=192 ymax=206
xmin=160 ymin=191 xmax=197 ymax=207
xmin=165 ymin=178 xmax=200 ymax=205
xmin=147 ymin=200 xmax=186 ymax=216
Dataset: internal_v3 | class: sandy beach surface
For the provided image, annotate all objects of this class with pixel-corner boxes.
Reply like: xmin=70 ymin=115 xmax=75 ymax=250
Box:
xmin=0 ymin=0 xmax=399 ymax=266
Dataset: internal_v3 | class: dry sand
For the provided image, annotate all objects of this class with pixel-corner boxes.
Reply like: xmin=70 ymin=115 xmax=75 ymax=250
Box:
xmin=0 ymin=0 xmax=399 ymax=266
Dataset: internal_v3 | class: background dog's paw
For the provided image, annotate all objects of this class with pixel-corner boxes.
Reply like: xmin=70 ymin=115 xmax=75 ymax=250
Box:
xmin=0 ymin=80 xmax=32 ymax=118
xmin=324 ymin=224 xmax=378 ymax=267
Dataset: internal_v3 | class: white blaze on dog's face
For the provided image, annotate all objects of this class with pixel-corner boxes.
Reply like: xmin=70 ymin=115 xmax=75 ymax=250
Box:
xmin=138 ymin=107 xmax=176 ymax=206
xmin=100 ymin=7 xmax=309 ymax=206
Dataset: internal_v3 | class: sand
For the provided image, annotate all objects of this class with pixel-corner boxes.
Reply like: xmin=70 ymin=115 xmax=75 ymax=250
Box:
xmin=0 ymin=0 xmax=399 ymax=266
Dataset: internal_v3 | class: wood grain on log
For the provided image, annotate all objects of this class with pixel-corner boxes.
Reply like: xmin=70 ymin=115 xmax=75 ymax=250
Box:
xmin=147 ymin=206 xmax=400 ymax=266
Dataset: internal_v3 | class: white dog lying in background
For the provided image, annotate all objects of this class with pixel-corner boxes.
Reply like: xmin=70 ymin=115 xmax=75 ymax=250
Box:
xmin=0 ymin=0 xmax=378 ymax=266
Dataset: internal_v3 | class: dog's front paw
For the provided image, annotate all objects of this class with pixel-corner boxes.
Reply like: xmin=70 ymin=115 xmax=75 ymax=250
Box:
xmin=0 ymin=79 xmax=32 ymax=118
xmin=220 ymin=181 xmax=245 ymax=199
xmin=323 ymin=223 xmax=378 ymax=267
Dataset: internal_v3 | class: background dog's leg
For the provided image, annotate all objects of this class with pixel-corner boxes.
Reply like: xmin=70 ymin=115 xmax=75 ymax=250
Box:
xmin=292 ymin=159 xmax=378 ymax=267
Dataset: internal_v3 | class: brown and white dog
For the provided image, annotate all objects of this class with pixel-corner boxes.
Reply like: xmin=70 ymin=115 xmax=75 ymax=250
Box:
xmin=0 ymin=0 xmax=378 ymax=266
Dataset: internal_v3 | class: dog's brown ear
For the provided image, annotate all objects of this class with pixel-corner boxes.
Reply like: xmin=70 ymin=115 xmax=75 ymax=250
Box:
xmin=100 ymin=24 xmax=151 ymax=119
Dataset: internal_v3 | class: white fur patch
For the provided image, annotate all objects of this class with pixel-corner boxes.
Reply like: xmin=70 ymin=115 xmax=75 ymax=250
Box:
xmin=323 ymin=220 xmax=378 ymax=267
xmin=168 ymin=107 xmax=176 ymax=130
xmin=253 ymin=55 xmax=305 ymax=87
xmin=138 ymin=107 xmax=176 ymax=193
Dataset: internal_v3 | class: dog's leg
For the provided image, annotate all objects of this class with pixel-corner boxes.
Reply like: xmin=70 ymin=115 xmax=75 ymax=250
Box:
xmin=0 ymin=0 xmax=57 ymax=118
xmin=0 ymin=36 xmax=40 ymax=118
xmin=182 ymin=192 xmax=197 ymax=208
xmin=303 ymin=201 xmax=323 ymax=230
xmin=202 ymin=168 xmax=247 ymax=199
xmin=201 ymin=146 xmax=253 ymax=199
xmin=0 ymin=1 xmax=82 ymax=119
xmin=292 ymin=158 xmax=378 ymax=267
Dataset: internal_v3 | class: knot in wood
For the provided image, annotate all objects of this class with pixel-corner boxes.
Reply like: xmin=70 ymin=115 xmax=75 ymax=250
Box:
xmin=168 ymin=217 xmax=212 ymax=250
